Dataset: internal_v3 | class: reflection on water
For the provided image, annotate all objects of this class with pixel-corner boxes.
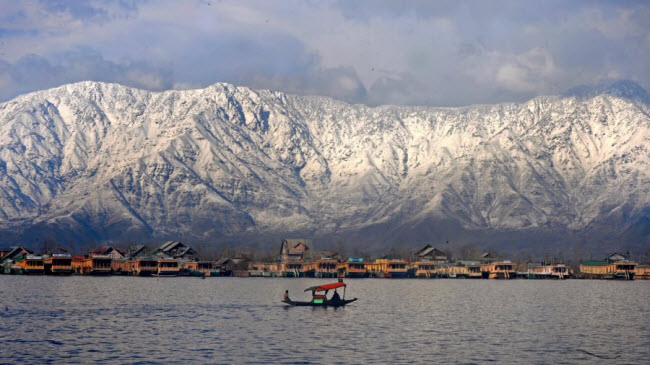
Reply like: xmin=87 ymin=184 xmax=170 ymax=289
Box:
xmin=1 ymin=277 xmax=648 ymax=364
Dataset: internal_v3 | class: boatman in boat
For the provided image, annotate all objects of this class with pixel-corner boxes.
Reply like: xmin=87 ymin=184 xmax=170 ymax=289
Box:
xmin=331 ymin=289 xmax=341 ymax=304
xmin=283 ymin=290 xmax=290 ymax=302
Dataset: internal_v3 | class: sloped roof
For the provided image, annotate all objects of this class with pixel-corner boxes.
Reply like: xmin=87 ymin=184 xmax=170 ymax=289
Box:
xmin=606 ymin=253 xmax=627 ymax=262
xmin=4 ymin=246 xmax=34 ymax=260
xmin=159 ymin=241 xmax=185 ymax=252
xmin=415 ymin=245 xmax=447 ymax=259
xmin=89 ymin=246 xmax=110 ymax=254
xmin=90 ymin=246 xmax=124 ymax=256
xmin=414 ymin=244 xmax=432 ymax=255
xmin=126 ymin=245 xmax=147 ymax=258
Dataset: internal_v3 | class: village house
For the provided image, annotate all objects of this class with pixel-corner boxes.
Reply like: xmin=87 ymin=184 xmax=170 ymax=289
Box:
xmin=279 ymin=239 xmax=312 ymax=262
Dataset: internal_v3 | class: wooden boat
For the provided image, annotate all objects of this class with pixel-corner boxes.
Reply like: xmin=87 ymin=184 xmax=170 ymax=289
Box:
xmin=282 ymin=281 xmax=357 ymax=307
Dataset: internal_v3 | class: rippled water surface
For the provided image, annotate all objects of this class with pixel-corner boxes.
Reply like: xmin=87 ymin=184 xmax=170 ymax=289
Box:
xmin=1 ymin=277 xmax=648 ymax=364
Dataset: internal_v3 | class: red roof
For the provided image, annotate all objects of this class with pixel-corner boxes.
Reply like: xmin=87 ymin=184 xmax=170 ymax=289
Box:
xmin=304 ymin=282 xmax=346 ymax=292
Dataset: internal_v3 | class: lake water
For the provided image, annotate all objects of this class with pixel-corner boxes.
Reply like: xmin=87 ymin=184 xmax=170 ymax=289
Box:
xmin=0 ymin=277 xmax=648 ymax=364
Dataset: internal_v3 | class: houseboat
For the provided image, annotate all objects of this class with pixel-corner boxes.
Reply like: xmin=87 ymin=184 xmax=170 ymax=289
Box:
xmin=527 ymin=263 xmax=570 ymax=279
xmin=414 ymin=262 xmax=437 ymax=278
xmin=134 ymin=257 xmax=159 ymax=276
xmin=282 ymin=261 xmax=305 ymax=277
xmin=457 ymin=261 xmax=483 ymax=278
xmin=314 ymin=259 xmax=339 ymax=278
xmin=481 ymin=260 xmax=516 ymax=279
xmin=157 ymin=259 xmax=180 ymax=276
xmin=45 ymin=254 xmax=73 ymax=275
xmin=21 ymin=255 xmax=44 ymax=274
xmin=580 ymin=260 xmax=636 ymax=280
xmin=386 ymin=260 xmax=410 ymax=278
xmin=180 ymin=261 xmax=199 ymax=276
xmin=196 ymin=261 xmax=215 ymax=276
xmin=111 ymin=259 xmax=132 ymax=275
xmin=342 ymin=259 xmax=368 ymax=278
xmin=365 ymin=260 xmax=386 ymax=278
xmin=249 ymin=262 xmax=280 ymax=277
xmin=3 ymin=261 xmax=22 ymax=274
xmin=436 ymin=262 xmax=469 ymax=278
xmin=635 ymin=265 xmax=650 ymax=280
xmin=88 ymin=255 xmax=113 ymax=275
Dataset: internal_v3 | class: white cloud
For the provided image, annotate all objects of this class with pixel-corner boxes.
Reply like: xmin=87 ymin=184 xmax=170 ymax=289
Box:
xmin=0 ymin=0 xmax=648 ymax=106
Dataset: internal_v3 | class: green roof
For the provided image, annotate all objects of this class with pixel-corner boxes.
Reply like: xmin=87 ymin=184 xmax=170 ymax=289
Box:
xmin=581 ymin=260 xmax=608 ymax=266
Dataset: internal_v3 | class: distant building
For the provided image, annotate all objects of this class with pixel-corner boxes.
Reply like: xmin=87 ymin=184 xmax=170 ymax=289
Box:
xmin=2 ymin=246 xmax=33 ymax=261
xmin=152 ymin=241 xmax=198 ymax=260
xmin=279 ymin=239 xmax=312 ymax=262
xmin=216 ymin=257 xmax=250 ymax=271
xmin=125 ymin=245 xmax=148 ymax=259
xmin=0 ymin=247 xmax=14 ymax=259
xmin=413 ymin=244 xmax=448 ymax=263
xmin=89 ymin=246 xmax=125 ymax=259
xmin=605 ymin=253 xmax=628 ymax=263
xmin=480 ymin=252 xmax=496 ymax=264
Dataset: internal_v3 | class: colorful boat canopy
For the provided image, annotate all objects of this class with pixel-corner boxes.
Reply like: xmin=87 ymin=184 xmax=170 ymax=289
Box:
xmin=304 ymin=282 xmax=346 ymax=292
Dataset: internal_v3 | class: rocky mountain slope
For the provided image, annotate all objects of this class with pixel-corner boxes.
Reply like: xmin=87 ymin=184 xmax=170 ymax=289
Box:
xmin=0 ymin=81 xmax=648 ymax=253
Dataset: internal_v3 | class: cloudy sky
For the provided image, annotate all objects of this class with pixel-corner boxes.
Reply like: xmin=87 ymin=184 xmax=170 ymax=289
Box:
xmin=1 ymin=0 xmax=649 ymax=106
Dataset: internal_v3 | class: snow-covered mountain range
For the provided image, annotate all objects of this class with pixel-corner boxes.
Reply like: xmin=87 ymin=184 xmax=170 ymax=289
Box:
xmin=0 ymin=81 xmax=648 ymax=253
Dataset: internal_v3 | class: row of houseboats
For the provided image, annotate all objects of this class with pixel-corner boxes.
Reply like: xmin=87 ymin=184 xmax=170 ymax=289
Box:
xmin=1 ymin=241 xmax=647 ymax=280
xmin=250 ymin=257 xmax=646 ymax=280
xmin=3 ymin=254 xmax=646 ymax=280
xmin=2 ymin=253 xmax=232 ymax=277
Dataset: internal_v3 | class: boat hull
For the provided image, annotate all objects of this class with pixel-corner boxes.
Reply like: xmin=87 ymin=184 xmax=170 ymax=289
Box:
xmin=388 ymin=271 xmax=409 ymax=278
xmin=50 ymin=269 xmax=74 ymax=275
xmin=345 ymin=272 xmax=368 ymax=278
xmin=282 ymin=298 xmax=357 ymax=307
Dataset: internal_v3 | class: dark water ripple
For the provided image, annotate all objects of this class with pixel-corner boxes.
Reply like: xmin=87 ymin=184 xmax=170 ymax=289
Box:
xmin=0 ymin=276 xmax=648 ymax=364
